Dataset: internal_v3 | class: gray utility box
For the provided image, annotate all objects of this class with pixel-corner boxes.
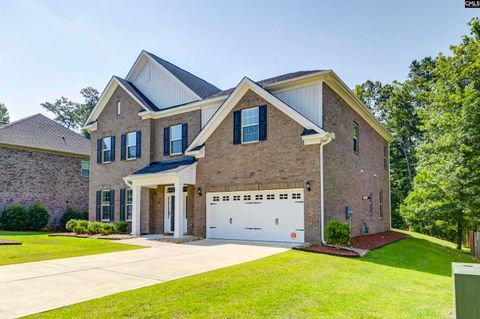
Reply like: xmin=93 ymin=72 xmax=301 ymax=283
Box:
xmin=452 ymin=263 xmax=480 ymax=319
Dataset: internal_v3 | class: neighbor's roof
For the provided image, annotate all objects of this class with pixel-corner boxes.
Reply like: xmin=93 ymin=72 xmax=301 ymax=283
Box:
xmin=0 ymin=114 xmax=90 ymax=156
xmin=145 ymin=51 xmax=221 ymax=99
xmin=133 ymin=157 xmax=196 ymax=175
xmin=207 ymin=70 xmax=322 ymax=99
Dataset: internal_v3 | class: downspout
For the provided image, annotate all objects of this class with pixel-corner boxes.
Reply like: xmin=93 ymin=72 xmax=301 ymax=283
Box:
xmin=320 ymin=133 xmax=334 ymax=244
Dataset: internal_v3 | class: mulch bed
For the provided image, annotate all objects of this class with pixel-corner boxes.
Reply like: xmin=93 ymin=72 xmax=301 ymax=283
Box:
xmin=296 ymin=245 xmax=360 ymax=257
xmin=0 ymin=239 xmax=22 ymax=245
xmin=349 ymin=230 xmax=409 ymax=250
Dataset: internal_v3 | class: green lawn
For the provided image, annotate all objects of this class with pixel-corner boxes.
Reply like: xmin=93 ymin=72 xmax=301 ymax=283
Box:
xmin=24 ymin=231 xmax=472 ymax=319
xmin=0 ymin=231 xmax=143 ymax=265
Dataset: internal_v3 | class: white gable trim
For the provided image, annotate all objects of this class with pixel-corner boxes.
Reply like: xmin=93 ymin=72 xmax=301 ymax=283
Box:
xmin=186 ymin=77 xmax=327 ymax=152
xmin=83 ymin=76 xmax=153 ymax=131
xmin=126 ymin=50 xmax=201 ymax=101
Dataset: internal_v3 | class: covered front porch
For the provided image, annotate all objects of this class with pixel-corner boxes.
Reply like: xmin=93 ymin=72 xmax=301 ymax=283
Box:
xmin=123 ymin=158 xmax=197 ymax=238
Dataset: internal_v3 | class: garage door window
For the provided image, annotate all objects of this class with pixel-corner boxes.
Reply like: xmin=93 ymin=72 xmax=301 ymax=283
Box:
xmin=267 ymin=194 xmax=275 ymax=200
xmin=244 ymin=195 xmax=251 ymax=200
xmin=292 ymin=193 xmax=301 ymax=199
xmin=213 ymin=196 xmax=220 ymax=202
xmin=222 ymin=196 xmax=229 ymax=201
xmin=255 ymin=194 xmax=263 ymax=200
xmin=280 ymin=194 xmax=288 ymax=199
xmin=233 ymin=196 xmax=240 ymax=201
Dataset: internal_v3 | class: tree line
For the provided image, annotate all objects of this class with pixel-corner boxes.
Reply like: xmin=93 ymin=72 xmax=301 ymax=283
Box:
xmin=355 ymin=18 xmax=480 ymax=249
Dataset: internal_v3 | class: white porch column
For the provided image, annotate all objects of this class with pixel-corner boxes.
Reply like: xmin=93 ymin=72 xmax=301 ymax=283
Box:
xmin=173 ymin=179 xmax=184 ymax=238
xmin=131 ymin=185 xmax=142 ymax=236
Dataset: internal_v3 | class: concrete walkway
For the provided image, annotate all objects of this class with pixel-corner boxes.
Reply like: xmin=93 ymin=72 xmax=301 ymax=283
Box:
xmin=0 ymin=238 xmax=289 ymax=319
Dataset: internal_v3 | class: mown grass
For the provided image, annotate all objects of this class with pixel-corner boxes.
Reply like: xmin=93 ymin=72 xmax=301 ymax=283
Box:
xmin=25 ymin=231 xmax=472 ymax=319
xmin=0 ymin=231 xmax=143 ymax=265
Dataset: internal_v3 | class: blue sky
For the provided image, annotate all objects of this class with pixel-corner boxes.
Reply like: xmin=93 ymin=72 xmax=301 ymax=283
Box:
xmin=0 ymin=0 xmax=477 ymax=121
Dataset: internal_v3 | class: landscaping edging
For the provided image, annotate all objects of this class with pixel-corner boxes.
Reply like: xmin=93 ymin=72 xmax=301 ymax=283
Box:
xmin=0 ymin=239 xmax=22 ymax=245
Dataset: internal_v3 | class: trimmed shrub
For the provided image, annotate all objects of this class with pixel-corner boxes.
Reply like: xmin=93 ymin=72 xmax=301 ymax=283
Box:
xmin=27 ymin=202 xmax=50 ymax=230
xmin=100 ymin=223 xmax=115 ymax=236
xmin=325 ymin=220 xmax=351 ymax=249
xmin=114 ymin=221 xmax=129 ymax=234
xmin=73 ymin=220 xmax=89 ymax=234
xmin=59 ymin=206 xmax=88 ymax=230
xmin=65 ymin=219 xmax=78 ymax=232
xmin=1 ymin=204 xmax=29 ymax=230
xmin=87 ymin=222 xmax=103 ymax=235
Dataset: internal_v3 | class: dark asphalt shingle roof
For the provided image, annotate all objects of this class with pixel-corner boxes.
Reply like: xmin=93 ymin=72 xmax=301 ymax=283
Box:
xmin=301 ymin=128 xmax=319 ymax=136
xmin=114 ymin=76 xmax=160 ymax=112
xmin=133 ymin=157 xmax=196 ymax=175
xmin=145 ymin=51 xmax=221 ymax=99
xmin=206 ymin=70 xmax=322 ymax=99
xmin=0 ymin=114 xmax=90 ymax=156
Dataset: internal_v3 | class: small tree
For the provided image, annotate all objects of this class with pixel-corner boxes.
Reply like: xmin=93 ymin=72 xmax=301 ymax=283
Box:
xmin=27 ymin=202 xmax=50 ymax=230
xmin=1 ymin=204 xmax=28 ymax=230
xmin=325 ymin=220 xmax=351 ymax=249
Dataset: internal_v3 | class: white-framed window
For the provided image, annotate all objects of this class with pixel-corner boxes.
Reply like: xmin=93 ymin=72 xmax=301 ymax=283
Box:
xmin=101 ymin=190 xmax=111 ymax=221
xmin=222 ymin=196 xmax=230 ymax=201
xmin=255 ymin=194 xmax=263 ymax=200
xmin=170 ymin=124 xmax=183 ymax=155
xmin=126 ymin=189 xmax=133 ymax=221
xmin=267 ymin=194 xmax=275 ymax=200
xmin=213 ymin=196 xmax=220 ymax=202
xmin=126 ymin=132 xmax=137 ymax=160
xmin=241 ymin=107 xmax=259 ymax=143
xmin=353 ymin=121 xmax=359 ymax=154
xmin=102 ymin=137 xmax=112 ymax=163
xmin=233 ymin=195 xmax=240 ymax=201
xmin=81 ymin=160 xmax=90 ymax=177
xmin=244 ymin=195 xmax=251 ymax=201
xmin=379 ymin=190 xmax=384 ymax=219
xmin=292 ymin=193 xmax=301 ymax=199
xmin=280 ymin=194 xmax=288 ymax=199
xmin=117 ymin=101 xmax=121 ymax=115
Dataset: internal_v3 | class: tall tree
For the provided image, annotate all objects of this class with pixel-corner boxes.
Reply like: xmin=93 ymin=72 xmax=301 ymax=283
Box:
xmin=401 ymin=18 xmax=480 ymax=249
xmin=0 ymin=102 xmax=10 ymax=123
xmin=41 ymin=87 xmax=99 ymax=136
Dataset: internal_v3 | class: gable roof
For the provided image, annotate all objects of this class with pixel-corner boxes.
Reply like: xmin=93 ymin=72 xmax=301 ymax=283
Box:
xmin=144 ymin=51 xmax=221 ymax=99
xmin=84 ymin=76 xmax=160 ymax=126
xmin=206 ymin=70 xmax=322 ymax=99
xmin=186 ymin=77 xmax=327 ymax=152
xmin=0 ymin=114 xmax=90 ymax=156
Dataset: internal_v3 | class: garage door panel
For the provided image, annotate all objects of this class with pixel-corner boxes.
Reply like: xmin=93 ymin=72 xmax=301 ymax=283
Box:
xmin=207 ymin=189 xmax=304 ymax=243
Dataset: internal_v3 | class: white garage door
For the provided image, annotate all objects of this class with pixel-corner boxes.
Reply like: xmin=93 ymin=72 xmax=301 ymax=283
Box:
xmin=206 ymin=189 xmax=304 ymax=243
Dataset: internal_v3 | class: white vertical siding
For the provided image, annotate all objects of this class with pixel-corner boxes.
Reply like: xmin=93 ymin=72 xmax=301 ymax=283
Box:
xmin=202 ymin=105 xmax=221 ymax=127
xmin=132 ymin=59 xmax=198 ymax=109
xmin=273 ymin=82 xmax=323 ymax=127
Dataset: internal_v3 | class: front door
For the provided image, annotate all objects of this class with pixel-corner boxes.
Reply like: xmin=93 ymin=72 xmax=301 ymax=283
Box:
xmin=164 ymin=187 xmax=188 ymax=234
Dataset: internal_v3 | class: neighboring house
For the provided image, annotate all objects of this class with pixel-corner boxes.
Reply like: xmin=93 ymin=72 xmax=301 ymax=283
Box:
xmin=0 ymin=114 xmax=90 ymax=227
xmin=84 ymin=50 xmax=392 ymax=244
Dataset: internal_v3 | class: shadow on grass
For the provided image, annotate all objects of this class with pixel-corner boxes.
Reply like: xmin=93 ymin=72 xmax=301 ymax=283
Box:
xmin=360 ymin=237 xmax=473 ymax=277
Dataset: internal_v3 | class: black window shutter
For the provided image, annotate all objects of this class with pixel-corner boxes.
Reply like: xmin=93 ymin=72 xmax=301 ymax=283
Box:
xmin=136 ymin=131 xmax=142 ymax=158
xmin=110 ymin=190 xmax=115 ymax=221
xmin=163 ymin=127 xmax=170 ymax=156
xmin=96 ymin=191 xmax=101 ymax=221
xmin=233 ymin=111 xmax=241 ymax=144
xmin=120 ymin=134 xmax=127 ymax=161
xmin=120 ymin=188 xmax=126 ymax=221
xmin=259 ymin=105 xmax=267 ymax=141
xmin=182 ymin=124 xmax=188 ymax=152
xmin=120 ymin=134 xmax=126 ymax=160
xmin=111 ymin=136 xmax=116 ymax=162
xmin=97 ymin=139 xmax=102 ymax=163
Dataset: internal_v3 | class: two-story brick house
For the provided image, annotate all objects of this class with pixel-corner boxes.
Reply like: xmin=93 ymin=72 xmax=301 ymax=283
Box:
xmin=84 ymin=50 xmax=392 ymax=244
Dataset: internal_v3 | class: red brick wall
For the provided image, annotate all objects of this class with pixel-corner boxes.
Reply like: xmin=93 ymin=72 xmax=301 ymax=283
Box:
xmin=0 ymin=146 xmax=89 ymax=228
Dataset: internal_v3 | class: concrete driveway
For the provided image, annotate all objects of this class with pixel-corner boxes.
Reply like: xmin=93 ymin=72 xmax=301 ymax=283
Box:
xmin=0 ymin=238 xmax=289 ymax=319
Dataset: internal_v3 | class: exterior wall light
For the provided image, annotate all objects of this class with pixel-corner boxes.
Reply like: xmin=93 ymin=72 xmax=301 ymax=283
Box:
xmin=197 ymin=187 xmax=202 ymax=196
xmin=306 ymin=180 xmax=311 ymax=192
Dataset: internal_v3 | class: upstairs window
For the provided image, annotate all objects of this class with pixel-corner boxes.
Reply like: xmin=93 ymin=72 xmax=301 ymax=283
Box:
xmin=126 ymin=132 xmax=137 ymax=160
xmin=117 ymin=101 xmax=121 ymax=115
xmin=241 ymin=107 xmax=259 ymax=143
xmin=170 ymin=124 xmax=183 ymax=155
xmin=101 ymin=190 xmax=112 ymax=221
xmin=353 ymin=122 xmax=359 ymax=154
xmin=81 ymin=160 xmax=90 ymax=177
xmin=102 ymin=137 xmax=112 ymax=163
